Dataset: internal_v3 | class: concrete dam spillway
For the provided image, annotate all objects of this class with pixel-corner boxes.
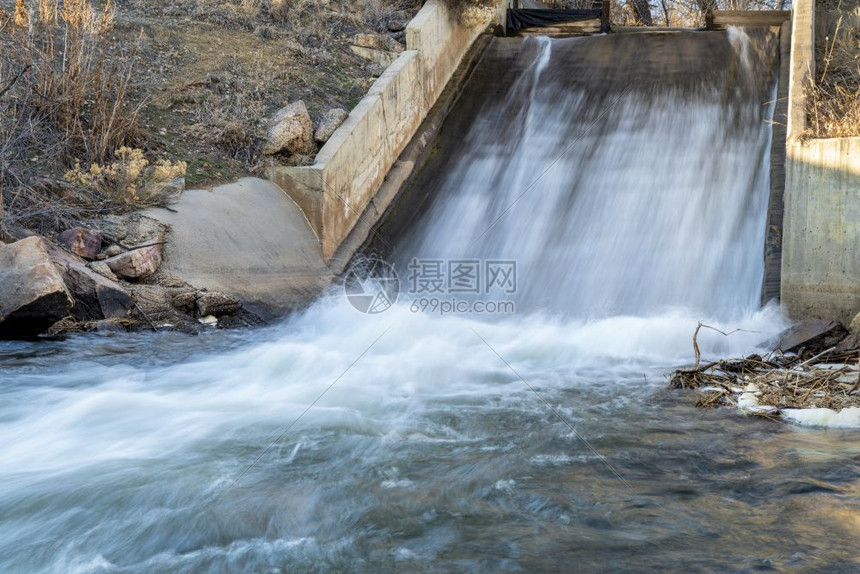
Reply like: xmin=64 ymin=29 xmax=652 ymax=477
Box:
xmin=11 ymin=27 xmax=860 ymax=574
xmin=393 ymin=29 xmax=781 ymax=319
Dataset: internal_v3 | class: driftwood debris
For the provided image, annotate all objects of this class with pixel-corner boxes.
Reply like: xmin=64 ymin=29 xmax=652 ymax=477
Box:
xmin=670 ymin=321 xmax=860 ymax=420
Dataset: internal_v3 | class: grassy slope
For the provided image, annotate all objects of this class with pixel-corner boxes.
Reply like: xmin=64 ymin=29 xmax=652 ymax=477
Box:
xmin=1 ymin=0 xmax=421 ymax=190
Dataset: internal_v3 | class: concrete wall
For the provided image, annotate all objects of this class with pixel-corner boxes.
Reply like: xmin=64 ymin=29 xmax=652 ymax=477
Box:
xmin=781 ymin=0 xmax=860 ymax=324
xmin=271 ymin=1 xmax=505 ymax=261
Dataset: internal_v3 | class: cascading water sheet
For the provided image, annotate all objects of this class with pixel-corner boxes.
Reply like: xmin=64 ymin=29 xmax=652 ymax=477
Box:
xmin=402 ymin=30 xmax=779 ymax=319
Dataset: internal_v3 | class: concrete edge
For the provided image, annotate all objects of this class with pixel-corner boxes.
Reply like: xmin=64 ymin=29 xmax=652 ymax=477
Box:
xmin=786 ymin=0 xmax=814 ymax=138
xmin=269 ymin=0 xmax=506 ymax=262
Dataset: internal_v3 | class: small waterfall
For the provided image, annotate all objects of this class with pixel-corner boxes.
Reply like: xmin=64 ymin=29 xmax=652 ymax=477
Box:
xmin=401 ymin=29 xmax=779 ymax=320
xmin=0 ymin=30 xmax=799 ymax=574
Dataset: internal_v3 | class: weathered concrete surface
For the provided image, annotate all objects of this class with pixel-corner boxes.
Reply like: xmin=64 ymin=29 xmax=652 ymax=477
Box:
xmin=328 ymin=34 xmax=495 ymax=274
xmin=782 ymin=138 xmax=860 ymax=324
xmin=786 ymin=0 xmax=814 ymax=136
xmin=762 ymin=21 xmax=791 ymax=305
xmin=781 ymin=0 xmax=860 ymax=325
xmin=146 ymin=178 xmax=332 ymax=320
xmin=271 ymin=0 xmax=506 ymax=261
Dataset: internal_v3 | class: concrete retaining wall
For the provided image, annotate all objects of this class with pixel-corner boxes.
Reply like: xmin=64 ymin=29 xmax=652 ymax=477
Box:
xmin=781 ymin=0 xmax=860 ymax=325
xmin=271 ymin=1 xmax=505 ymax=261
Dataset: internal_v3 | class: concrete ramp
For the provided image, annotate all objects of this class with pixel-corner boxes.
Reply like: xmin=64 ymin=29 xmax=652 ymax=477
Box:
xmin=147 ymin=178 xmax=331 ymax=319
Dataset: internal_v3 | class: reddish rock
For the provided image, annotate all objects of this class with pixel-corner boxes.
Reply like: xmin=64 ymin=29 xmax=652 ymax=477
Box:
xmin=57 ymin=227 xmax=102 ymax=260
xmin=104 ymin=243 xmax=163 ymax=280
xmin=0 ymin=237 xmax=73 ymax=337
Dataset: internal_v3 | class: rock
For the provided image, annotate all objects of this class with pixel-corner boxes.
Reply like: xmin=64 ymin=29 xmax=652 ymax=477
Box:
xmin=57 ymin=227 xmax=102 ymax=260
xmin=198 ymin=315 xmax=218 ymax=326
xmin=314 ymin=108 xmax=348 ymax=143
xmin=262 ymin=101 xmax=316 ymax=156
xmin=196 ymin=291 xmax=242 ymax=317
xmin=153 ymin=176 xmax=185 ymax=204
xmin=104 ymin=243 xmax=163 ymax=280
xmin=349 ymin=33 xmax=405 ymax=66
xmin=88 ymin=261 xmax=119 ymax=282
xmin=171 ymin=291 xmax=197 ymax=313
xmin=850 ymin=311 xmax=860 ymax=335
xmin=771 ymin=319 xmax=849 ymax=356
xmin=0 ymin=237 xmax=74 ymax=337
xmin=387 ymin=20 xmax=407 ymax=32
xmin=102 ymin=244 xmax=123 ymax=258
xmin=97 ymin=214 xmax=167 ymax=248
xmin=51 ymin=249 xmax=133 ymax=321
xmin=351 ymin=33 xmax=404 ymax=52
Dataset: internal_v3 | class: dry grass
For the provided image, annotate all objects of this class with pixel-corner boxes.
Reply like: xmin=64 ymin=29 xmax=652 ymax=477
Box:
xmin=1 ymin=0 xmax=142 ymax=165
xmin=806 ymin=0 xmax=860 ymax=138
xmin=0 ymin=0 xmax=424 ymax=236
xmin=0 ymin=0 xmax=148 ymax=237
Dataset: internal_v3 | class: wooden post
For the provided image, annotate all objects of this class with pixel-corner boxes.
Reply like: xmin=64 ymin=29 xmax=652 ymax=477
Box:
xmin=600 ymin=0 xmax=611 ymax=33
xmin=705 ymin=9 xmax=714 ymax=30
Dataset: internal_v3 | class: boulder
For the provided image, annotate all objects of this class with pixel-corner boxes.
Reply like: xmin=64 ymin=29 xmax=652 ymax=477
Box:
xmin=196 ymin=291 xmax=242 ymax=317
xmin=262 ymin=101 xmax=316 ymax=156
xmin=0 ymin=237 xmax=74 ymax=337
xmin=51 ymin=249 xmax=133 ymax=321
xmin=314 ymin=108 xmax=348 ymax=143
xmin=152 ymin=176 xmax=185 ymax=204
xmin=771 ymin=319 xmax=849 ymax=356
xmin=96 ymin=214 xmax=167 ymax=250
xmin=104 ymin=243 xmax=163 ymax=280
xmin=57 ymin=227 xmax=102 ymax=260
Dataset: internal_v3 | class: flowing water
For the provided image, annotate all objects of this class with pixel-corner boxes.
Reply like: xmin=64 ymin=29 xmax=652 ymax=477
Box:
xmin=1 ymin=32 xmax=859 ymax=573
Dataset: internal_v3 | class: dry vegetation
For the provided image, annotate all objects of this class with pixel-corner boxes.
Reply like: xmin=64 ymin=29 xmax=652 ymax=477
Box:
xmin=806 ymin=0 xmax=860 ymax=138
xmin=0 ymin=0 xmax=422 ymax=239
xmin=670 ymin=324 xmax=860 ymax=420
xmin=611 ymin=0 xmax=790 ymax=28
xmin=0 ymin=0 xmax=151 ymax=235
xmin=672 ymin=355 xmax=860 ymax=415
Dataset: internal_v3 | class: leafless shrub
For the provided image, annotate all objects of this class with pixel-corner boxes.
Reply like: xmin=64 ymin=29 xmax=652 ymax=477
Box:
xmin=806 ymin=0 xmax=860 ymax=138
xmin=0 ymin=0 xmax=147 ymax=236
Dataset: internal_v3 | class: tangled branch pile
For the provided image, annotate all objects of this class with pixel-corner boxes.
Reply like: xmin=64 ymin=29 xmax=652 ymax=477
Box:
xmin=671 ymin=354 xmax=860 ymax=414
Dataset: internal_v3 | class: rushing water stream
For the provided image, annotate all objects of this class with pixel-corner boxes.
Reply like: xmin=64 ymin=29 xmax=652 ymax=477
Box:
xmin=2 ymin=32 xmax=859 ymax=573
